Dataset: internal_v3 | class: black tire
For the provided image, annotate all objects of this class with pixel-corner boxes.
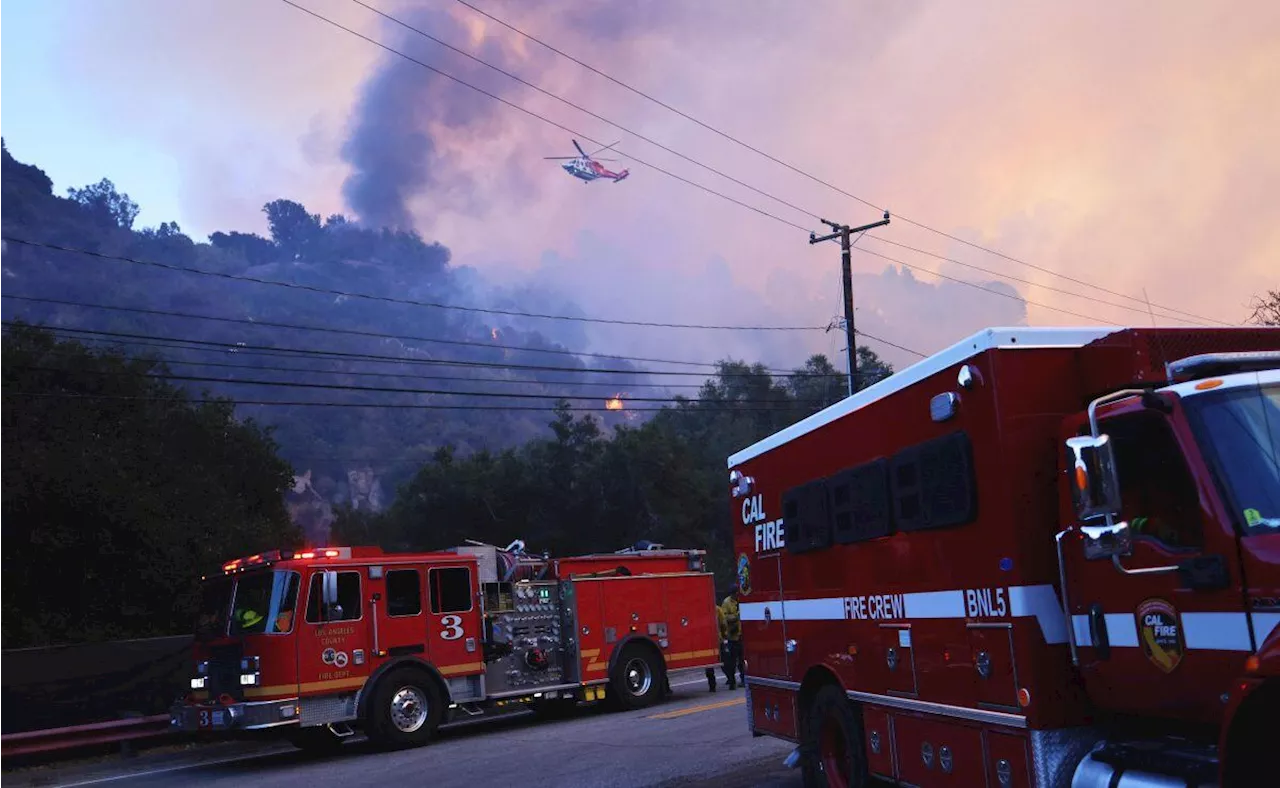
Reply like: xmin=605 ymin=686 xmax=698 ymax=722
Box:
xmin=364 ymin=667 xmax=445 ymax=749
xmin=609 ymin=643 xmax=665 ymax=711
xmin=801 ymin=685 xmax=868 ymax=788
xmin=286 ymin=725 xmax=345 ymax=755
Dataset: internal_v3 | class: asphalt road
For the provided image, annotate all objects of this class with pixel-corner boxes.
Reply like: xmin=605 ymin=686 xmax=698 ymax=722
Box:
xmin=7 ymin=671 xmax=803 ymax=788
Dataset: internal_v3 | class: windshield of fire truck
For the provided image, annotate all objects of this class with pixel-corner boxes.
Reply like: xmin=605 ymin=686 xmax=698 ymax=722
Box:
xmin=196 ymin=570 xmax=301 ymax=637
xmin=1187 ymin=380 xmax=1280 ymax=536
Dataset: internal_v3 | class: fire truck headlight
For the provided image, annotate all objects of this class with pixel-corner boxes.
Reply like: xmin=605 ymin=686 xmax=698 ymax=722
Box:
xmin=239 ymin=672 xmax=260 ymax=687
xmin=190 ymin=677 xmax=207 ymax=690
xmin=240 ymin=656 xmax=260 ymax=672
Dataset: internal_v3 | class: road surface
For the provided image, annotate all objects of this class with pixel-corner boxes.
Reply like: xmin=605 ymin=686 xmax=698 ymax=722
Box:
xmin=6 ymin=670 xmax=802 ymax=788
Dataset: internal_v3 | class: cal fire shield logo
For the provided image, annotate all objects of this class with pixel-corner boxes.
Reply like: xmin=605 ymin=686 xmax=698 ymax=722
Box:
xmin=736 ymin=553 xmax=752 ymax=596
xmin=1136 ymin=598 xmax=1184 ymax=673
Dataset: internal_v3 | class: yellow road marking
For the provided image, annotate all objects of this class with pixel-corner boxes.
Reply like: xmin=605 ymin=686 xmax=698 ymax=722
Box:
xmin=648 ymin=697 xmax=744 ymax=719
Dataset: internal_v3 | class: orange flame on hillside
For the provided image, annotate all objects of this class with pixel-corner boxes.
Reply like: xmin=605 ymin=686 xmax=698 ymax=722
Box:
xmin=605 ymin=394 xmax=625 ymax=411
xmin=490 ymin=328 xmax=500 ymax=341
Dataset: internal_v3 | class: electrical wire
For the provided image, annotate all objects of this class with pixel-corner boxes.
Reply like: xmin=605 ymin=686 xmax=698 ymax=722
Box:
xmin=1 ymin=235 xmax=823 ymax=333
xmin=449 ymin=0 xmax=1224 ymax=326
xmin=264 ymin=5 xmax=1217 ymax=331
xmin=0 ymin=244 xmax=926 ymax=358
xmin=360 ymin=0 xmax=1217 ymax=329
xmin=2 ymin=390 xmax=819 ymax=413
xmin=348 ymin=0 xmax=824 ymax=226
xmin=2 ymin=293 xmax=778 ymax=370
xmin=8 ymin=363 xmax=831 ymax=405
xmin=274 ymin=0 xmax=815 ymax=235
xmin=3 ymin=322 xmax=888 ymax=379
xmin=7 ymin=342 xmax=873 ymax=390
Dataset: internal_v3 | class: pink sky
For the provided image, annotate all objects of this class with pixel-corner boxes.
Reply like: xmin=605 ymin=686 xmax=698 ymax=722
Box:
xmin=4 ymin=0 xmax=1277 ymax=371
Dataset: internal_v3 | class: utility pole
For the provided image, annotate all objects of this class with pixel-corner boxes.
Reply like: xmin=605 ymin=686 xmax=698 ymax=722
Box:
xmin=810 ymin=210 xmax=891 ymax=395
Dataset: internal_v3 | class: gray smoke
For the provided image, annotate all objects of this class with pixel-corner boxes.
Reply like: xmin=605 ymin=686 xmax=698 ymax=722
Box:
xmin=340 ymin=4 xmax=546 ymax=229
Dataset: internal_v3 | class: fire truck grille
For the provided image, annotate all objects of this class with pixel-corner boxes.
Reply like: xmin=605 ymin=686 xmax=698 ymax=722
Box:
xmin=206 ymin=643 xmax=245 ymax=700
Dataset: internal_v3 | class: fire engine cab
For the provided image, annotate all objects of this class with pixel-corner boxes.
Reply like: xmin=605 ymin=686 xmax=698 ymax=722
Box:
xmin=727 ymin=326 xmax=1279 ymax=788
xmin=171 ymin=539 xmax=719 ymax=751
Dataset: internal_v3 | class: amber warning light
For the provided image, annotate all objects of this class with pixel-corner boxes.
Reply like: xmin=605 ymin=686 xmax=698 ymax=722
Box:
xmin=222 ymin=547 xmax=351 ymax=573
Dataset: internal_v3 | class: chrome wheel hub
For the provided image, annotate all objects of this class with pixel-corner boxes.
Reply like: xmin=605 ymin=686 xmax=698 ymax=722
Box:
xmin=389 ymin=686 xmax=429 ymax=733
xmin=624 ymin=657 xmax=652 ymax=696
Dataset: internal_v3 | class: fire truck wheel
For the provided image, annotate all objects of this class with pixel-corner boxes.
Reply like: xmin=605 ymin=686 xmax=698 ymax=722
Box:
xmin=365 ymin=668 xmax=444 ymax=749
xmin=609 ymin=643 xmax=665 ymax=711
xmin=801 ymin=685 xmax=868 ymax=788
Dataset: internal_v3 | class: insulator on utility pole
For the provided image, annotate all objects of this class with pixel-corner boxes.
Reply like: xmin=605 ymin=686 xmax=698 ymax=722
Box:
xmin=809 ymin=210 xmax=891 ymax=396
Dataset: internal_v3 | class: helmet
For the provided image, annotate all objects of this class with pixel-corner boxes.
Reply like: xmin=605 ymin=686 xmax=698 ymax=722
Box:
xmin=237 ymin=608 xmax=263 ymax=628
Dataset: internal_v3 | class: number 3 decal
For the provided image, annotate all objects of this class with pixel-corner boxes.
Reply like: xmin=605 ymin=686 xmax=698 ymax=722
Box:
xmin=440 ymin=614 xmax=464 ymax=640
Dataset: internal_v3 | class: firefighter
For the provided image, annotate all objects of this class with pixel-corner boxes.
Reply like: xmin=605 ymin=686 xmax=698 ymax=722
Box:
xmin=719 ymin=590 xmax=744 ymax=690
xmin=705 ymin=600 xmax=729 ymax=692
xmin=235 ymin=607 xmax=263 ymax=632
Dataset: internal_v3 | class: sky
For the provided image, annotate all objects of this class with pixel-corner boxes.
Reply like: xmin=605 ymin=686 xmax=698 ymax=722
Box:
xmin=3 ymin=0 xmax=1278 ymax=374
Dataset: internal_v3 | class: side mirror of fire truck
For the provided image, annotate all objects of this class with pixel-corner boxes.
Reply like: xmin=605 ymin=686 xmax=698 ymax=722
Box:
xmin=1065 ymin=434 xmax=1122 ymax=522
xmin=321 ymin=571 xmax=340 ymax=622
xmin=1080 ymin=520 xmax=1133 ymax=560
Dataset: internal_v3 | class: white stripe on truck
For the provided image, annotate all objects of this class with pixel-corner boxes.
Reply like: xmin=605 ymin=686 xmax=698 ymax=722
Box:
xmin=741 ymin=586 xmax=1278 ymax=653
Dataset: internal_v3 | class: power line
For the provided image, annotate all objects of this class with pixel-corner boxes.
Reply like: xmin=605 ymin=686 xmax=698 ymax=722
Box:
xmin=861 ymin=235 xmax=1223 ymax=327
xmin=348 ymin=0 xmax=824 ymax=227
xmin=1 ymin=235 xmax=823 ymax=334
xmin=355 ymin=0 xmax=1218 ymax=329
xmin=2 ymin=293 xmax=773 ymax=371
xmin=449 ymin=0 xmax=1223 ymax=326
xmin=9 ymin=363 xmax=832 ymax=405
xmin=258 ymin=5 xmax=1213 ymax=334
xmin=3 ymin=390 xmax=818 ymax=413
xmin=2 ymin=345 xmax=724 ymax=390
xmin=851 ymin=245 xmax=1125 ymax=326
xmin=274 ymin=0 xmax=814 ymax=235
xmin=3 ymin=322 xmax=881 ymax=379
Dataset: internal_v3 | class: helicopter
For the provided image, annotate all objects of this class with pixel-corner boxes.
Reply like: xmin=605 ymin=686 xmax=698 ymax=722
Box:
xmin=545 ymin=139 xmax=630 ymax=183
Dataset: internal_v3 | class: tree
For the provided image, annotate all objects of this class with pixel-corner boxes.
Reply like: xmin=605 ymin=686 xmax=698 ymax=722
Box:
xmin=1 ymin=324 xmax=301 ymax=647
xmin=67 ymin=178 xmax=140 ymax=230
xmin=1248 ymin=289 xmax=1280 ymax=326
xmin=263 ymin=199 xmax=322 ymax=260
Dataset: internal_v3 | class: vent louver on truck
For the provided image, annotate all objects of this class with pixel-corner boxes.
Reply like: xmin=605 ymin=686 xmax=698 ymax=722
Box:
xmin=828 ymin=458 xmax=894 ymax=544
xmin=782 ymin=479 xmax=831 ymax=553
xmin=891 ymin=431 xmax=977 ymax=532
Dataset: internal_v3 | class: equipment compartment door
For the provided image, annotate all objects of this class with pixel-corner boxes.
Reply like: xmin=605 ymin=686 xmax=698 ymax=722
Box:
xmin=740 ymin=553 xmax=790 ymax=679
xmin=424 ymin=563 xmax=484 ymax=679
xmin=1062 ymin=401 xmax=1253 ymax=724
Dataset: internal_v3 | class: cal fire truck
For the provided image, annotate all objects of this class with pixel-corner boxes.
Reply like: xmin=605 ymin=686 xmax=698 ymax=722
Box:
xmin=171 ymin=539 xmax=720 ymax=750
xmin=727 ymin=327 xmax=1279 ymax=787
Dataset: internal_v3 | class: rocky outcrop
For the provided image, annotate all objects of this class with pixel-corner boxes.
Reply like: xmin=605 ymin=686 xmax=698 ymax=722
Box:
xmin=285 ymin=470 xmax=335 ymax=546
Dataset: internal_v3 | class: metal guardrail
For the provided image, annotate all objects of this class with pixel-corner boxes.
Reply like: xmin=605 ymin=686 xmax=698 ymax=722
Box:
xmin=1 ymin=714 xmax=173 ymax=758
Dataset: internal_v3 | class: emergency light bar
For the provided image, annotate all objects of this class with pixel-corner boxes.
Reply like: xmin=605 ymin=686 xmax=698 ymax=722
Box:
xmin=1165 ymin=350 xmax=1280 ymax=383
xmin=221 ymin=547 xmax=354 ymax=573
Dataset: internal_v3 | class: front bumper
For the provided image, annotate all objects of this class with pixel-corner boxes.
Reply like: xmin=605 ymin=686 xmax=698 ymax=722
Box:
xmin=170 ymin=698 xmax=300 ymax=732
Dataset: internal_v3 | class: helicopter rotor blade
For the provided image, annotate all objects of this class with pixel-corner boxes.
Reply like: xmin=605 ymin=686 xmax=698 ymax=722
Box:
xmin=572 ymin=139 xmax=588 ymax=157
xmin=544 ymin=156 xmax=578 ymax=160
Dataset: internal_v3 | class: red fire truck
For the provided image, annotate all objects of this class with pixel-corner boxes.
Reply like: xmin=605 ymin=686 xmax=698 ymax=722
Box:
xmin=726 ymin=326 xmax=1279 ymax=787
xmin=170 ymin=539 xmax=720 ymax=750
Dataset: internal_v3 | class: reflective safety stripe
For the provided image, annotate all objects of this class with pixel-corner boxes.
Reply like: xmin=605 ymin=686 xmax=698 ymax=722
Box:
xmin=742 ymin=587 xmax=1272 ymax=652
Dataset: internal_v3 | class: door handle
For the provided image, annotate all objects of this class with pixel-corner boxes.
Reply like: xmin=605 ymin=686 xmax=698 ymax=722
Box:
xmin=1089 ymin=603 xmax=1110 ymax=661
